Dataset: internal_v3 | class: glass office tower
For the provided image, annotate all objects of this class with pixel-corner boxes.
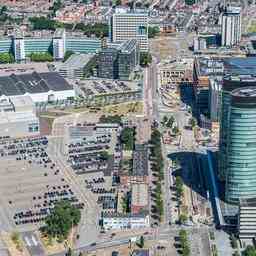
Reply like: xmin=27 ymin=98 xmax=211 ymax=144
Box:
xmin=226 ymin=87 xmax=256 ymax=204
xmin=219 ymin=58 xmax=256 ymax=181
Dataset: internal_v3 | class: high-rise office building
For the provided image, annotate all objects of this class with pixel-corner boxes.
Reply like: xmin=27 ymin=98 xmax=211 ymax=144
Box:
xmin=13 ymin=30 xmax=25 ymax=61
xmin=219 ymin=58 xmax=256 ymax=182
xmin=53 ymin=28 xmax=66 ymax=60
xmin=97 ymin=48 xmax=119 ymax=79
xmin=118 ymin=39 xmax=139 ymax=80
xmin=221 ymin=6 xmax=241 ymax=47
xmin=225 ymin=87 xmax=256 ymax=204
xmin=97 ymin=39 xmax=139 ymax=80
xmin=109 ymin=7 xmax=148 ymax=52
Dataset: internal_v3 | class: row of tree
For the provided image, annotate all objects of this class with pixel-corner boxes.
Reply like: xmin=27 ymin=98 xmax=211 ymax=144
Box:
xmin=30 ymin=52 xmax=53 ymax=62
xmin=179 ymin=230 xmax=190 ymax=256
xmin=29 ymin=16 xmax=108 ymax=38
xmin=150 ymin=129 xmax=164 ymax=219
xmin=0 ymin=52 xmax=14 ymax=63
xmin=120 ymin=127 xmax=135 ymax=151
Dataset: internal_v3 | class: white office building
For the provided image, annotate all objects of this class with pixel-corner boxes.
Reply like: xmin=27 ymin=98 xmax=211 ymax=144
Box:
xmin=13 ymin=30 xmax=25 ymax=61
xmin=109 ymin=7 xmax=148 ymax=52
xmin=102 ymin=213 xmax=150 ymax=230
xmin=53 ymin=28 xmax=66 ymax=60
xmin=221 ymin=6 xmax=241 ymax=47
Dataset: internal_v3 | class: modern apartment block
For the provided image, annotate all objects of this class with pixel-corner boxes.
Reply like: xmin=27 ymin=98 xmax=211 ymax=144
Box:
xmin=221 ymin=6 xmax=241 ymax=47
xmin=109 ymin=7 xmax=148 ymax=52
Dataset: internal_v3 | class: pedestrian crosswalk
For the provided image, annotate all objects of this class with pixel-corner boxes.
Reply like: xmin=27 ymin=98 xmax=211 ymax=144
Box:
xmin=24 ymin=234 xmax=38 ymax=247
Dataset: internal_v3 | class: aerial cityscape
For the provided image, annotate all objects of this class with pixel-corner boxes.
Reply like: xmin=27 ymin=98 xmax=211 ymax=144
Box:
xmin=0 ymin=0 xmax=256 ymax=256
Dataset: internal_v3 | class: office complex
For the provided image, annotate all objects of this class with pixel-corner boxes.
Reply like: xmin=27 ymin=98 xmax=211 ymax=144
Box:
xmin=225 ymin=87 xmax=256 ymax=204
xmin=221 ymin=6 xmax=241 ymax=47
xmin=0 ymin=28 xmax=101 ymax=61
xmin=97 ymin=39 xmax=139 ymax=80
xmin=109 ymin=7 xmax=148 ymax=52
xmin=219 ymin=58 xmax=256 ymax=182
xmin=97 ymin=48 xmax=119 ymax=79
xmin=54 ymin=53 xmax=97 ymax=79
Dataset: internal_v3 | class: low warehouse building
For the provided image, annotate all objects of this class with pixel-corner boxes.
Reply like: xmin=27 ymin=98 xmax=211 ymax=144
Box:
xmin=0 ymin=71 xmax=75 ymax=104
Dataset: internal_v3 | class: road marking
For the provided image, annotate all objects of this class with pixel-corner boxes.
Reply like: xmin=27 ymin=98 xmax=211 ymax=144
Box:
xmin=24 ymin=236 xmax=31 ymax=247
xmin=31 ymin=235 xmax=38 ymax=246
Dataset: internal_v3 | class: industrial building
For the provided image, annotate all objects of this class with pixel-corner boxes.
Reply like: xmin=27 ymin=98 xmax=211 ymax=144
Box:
xmin=54 ymin=53 xmax=97 ymax=79
xmin=0 ymin=28 xmax=102 ymax=61
xmin=221 ymin=6 xmax=241 ymax=47
xmin=73 ymin=78 xmax=142 ymax=106
xmin=0 ymin=71 xmax=74 ymax=104
xmin=109 ymin=7 xmax=148 ymax=52
xmin=0 ymin=95 xmax=39 ymax=138
xmin=225 ymin=87 xmax=256 ymax=204
xmin=219 ymin=58 xmax=256 ymax=182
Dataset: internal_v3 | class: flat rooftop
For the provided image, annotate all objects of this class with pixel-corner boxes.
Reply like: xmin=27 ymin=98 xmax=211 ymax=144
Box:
xmin=197 ymin=57 xmax=224 ymax=76
xmin=224 ymin=57 xmax=256 ymax=76
xmin=0 ymin=72 xmax=72 ymax=96
xmin=0 ymin=63 xmax=49 ymax=77
xmin=132 ymin=144 xmax=148 ymax=176
xmin=0 ymin=111 xmax=38 ymax=124
xmin=56 ymin=53 xmax=95 ymax=70
xmin=75 ymin=78 xmax=141 ymax=96
xmin=160 ymin=58 xmax=194 ymax=70
xmin=131 ymin=183 xmax=148 ymax=207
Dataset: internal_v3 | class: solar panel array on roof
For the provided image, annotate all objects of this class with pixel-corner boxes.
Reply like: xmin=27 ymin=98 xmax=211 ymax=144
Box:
xmin=0 ymin=72 xmax=72 ymax=96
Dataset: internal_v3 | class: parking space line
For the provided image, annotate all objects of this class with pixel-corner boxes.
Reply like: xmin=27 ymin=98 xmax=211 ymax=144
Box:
xmin=24 ymin=236 xmax=31 ymax=247
xmin=31 ymin=235 xmax=38 ymax=246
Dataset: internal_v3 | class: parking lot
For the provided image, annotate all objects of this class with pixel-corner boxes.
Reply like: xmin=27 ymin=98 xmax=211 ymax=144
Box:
xmin=0 ymin=137 xmax=84 ymax=231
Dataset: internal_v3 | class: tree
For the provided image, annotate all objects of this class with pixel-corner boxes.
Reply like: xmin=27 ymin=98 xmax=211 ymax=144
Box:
xmin=66 ymin=247 xmax=73 ymax=256
xmin=0 ymin=52 xmax=14 ymax=63
xmin=175 ymin=176 xmax=183 ymax=198
xmin=29 ymin=17 xmax=57 ymax=30
xmin=100 ymin=151 xmax=109 ymax=161
xmin=148 ymin=26 xmax=160 ymax=38
xmin=244 ymin=246 xmax=256 ymax=256
xmin=120 ymin=127 xmax=135 ymax=150
xmin=161 ymin=115 xmax=168 ymax=126
xmin=42 ymin=200 xmax=81 ymax=241
xmin=179 ymin=213 xmax=188 ymax=224
xmin=99 ymin=115 xmax=122 ymax=124
xmin=140 ymin=52 xmax=152 ymax=67
xmin=63 ymin=50 xmax=74 ymax=62
xmin=138 ymin=236 xmax=144 ymax=248
xmin=172 ymin=126 xmax=180 ymax=136
xmin=115 ymin=0 xmax=122 ymax=5
xmin=166 ymin=116 xmax=175 ymax=128
xmin=190 ymin=118 xmax=197 ymax=128
xmin=30 ymin=52 xmax=53 ymax=62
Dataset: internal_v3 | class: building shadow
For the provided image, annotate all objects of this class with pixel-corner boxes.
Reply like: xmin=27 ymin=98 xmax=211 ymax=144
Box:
xmin=167 ymin=150 xmax=209 ymax=200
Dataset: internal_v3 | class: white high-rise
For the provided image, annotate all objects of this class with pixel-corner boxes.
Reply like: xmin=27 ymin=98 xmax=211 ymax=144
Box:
xmin=53 ymin=28 xmax=66 ymax=60
xmin=109 ymin=7 xmax=148 ymax=52
xmin=221 ymin=6 xmax=241 ymax=47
